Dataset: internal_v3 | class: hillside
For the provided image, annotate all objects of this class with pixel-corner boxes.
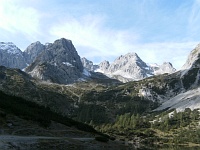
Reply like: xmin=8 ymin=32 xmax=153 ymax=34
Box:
xmin=0 ymin=90 xmax=129 ymax=149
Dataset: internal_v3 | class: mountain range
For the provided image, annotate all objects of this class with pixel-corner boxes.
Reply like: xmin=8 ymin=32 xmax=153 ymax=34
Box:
xmin=0 ymin=38 xmax=200 ymax=148
xmin=82 ymin=53 xmax=176 ymax=82
xmin=0 ymin=39 xmax=176 ymax=83
xmin=0 ymin=37 xmax=199 ymax=112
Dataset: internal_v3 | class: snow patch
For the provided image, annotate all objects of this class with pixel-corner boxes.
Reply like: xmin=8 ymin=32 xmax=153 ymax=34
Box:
xmin=0 ymin=42 xmax=22 ymax=55
xmin=95 ymin=68 xmax=104 ymax=73
xmin=62 ymin=62 xmax=74 ymax=67
xmin=83 ymin=69 xmax=91 ymax=77
xmin=78 ymin=78 xmax=87 ymax=81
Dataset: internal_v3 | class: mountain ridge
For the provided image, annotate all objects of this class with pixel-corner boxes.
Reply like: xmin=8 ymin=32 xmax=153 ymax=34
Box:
xmin=82 ymin=53 xmax=176 ymax=82
xmin=0 ymin=39 xmax=176 ymax=84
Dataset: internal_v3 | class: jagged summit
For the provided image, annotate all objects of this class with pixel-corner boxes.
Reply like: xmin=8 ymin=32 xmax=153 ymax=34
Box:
xmin=0 ymin=42 xmax=22 ymax=55
xmin=152 ymin=62 xmax=176 ymax=75
xmin=182 ymin=43 xmax=200 ymax=70
xmin=81 ymin=57 xmax=98 ymax=71
xmin=0 ymin=39 xmax=176 ymax=84
xmin=23 ymin=41 xmax=45 ymax=65
xmin=0 ymin=42 xmax=26 ymax=69
xmin=83 ymin=53 xmax=176 ymax=82
xmin=25 ymin=38 xmax=83 ymax=84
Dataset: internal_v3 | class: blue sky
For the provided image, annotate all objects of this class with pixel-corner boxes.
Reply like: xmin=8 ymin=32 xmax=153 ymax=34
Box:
xmin=0 ymin=0 xmax=200 ymax=69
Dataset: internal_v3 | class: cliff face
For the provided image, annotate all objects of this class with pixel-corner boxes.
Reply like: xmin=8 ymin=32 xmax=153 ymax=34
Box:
xmin=0 ymin=42 xmax=26 ymax=69
xmin=25 ymin=38 xmax=84 ymax=84
xmin=23 ymin=41 xmax=45 ymax=65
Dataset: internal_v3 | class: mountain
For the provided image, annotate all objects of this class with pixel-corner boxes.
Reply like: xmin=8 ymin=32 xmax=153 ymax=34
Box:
xmin=155 ymin=44 xmax=200 ymax=111
xmin=1 ymin=42 xmax=200 ymax=147
xmin=0 ymin=42 xmax=26 ymax=69
xmin=81 ymin=57 xmax=98 ymax=71
xmin=25 ymin=38 xmax=84 ymax=84
xmin=150 ymin=62 xmax=176 ymax=75
xmin=23 ymin=41 xmax=45 ymax=65
xmin=83 ymin=53 xmax=176 ymax=82
xmin=182 ymin=43 xmax=200 ymax=70
xmin=0 ymin=40 xmax=176 ymax=84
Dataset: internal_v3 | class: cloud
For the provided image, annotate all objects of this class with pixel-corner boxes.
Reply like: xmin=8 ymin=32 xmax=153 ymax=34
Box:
xmin=50 ymin=14 xmax=140 ymax=58
xmin=188 ymin=0 xmax=200 ymax=38
xmin=131 ymin=42 xmax=198 ymax=69
xmin=50 ymin=15 xmax=198 ymax=70
xmin=0 ymin=0 xmax=41 ymax=40
xmin=0 ymin=0 xmax=198 ymax=70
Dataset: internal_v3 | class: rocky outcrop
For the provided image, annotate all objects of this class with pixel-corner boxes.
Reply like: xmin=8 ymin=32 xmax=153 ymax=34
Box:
xmin=180 ymin=44 xmax=200 ymax=89
xmin=0 ymin=42 xmax=26 ymax=69
xmin=107 ymin=53 xmax=150 ymax=80
xmin=25 ymin=38 xmax=83 ymax=84
xmin=150 ymin=62 xmax=176 ymax=75
xmin=81 ymin=57 xmax=98 ymax=71
xmin=97 ymin=60 xmax=110 ymax=73
xmin=23 ymin=41 xmax=45 ymax=65
xmin=182 ymin=44 xmax=200 ymax=70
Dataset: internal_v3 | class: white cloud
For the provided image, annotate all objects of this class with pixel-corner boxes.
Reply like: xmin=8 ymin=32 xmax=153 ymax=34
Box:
xmin=188 ymin=0 xmax=200 ymax=38
xmin=50 ymin=15 xmax=140 ymax=60
xmin=0 ymin=0 xmax=197 ymax=70
xmin=50 ymin=14 xmax=198 ymax=70
xmin=0 ymin=0 xmax=41 ymax=40
xmin=132 ymin=42 xmax=198 ymax=69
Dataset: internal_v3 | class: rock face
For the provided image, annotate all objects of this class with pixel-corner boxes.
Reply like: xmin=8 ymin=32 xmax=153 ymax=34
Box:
xmin=180 ymin=44 xmax=200 ymax=89
xmin=182 ymin=44 xmax=200 ymax=70
xmin=106 ymin=53 xmax=151 ymax=80
xmin=150 ymin=62 xmax=176 ymax=75
xmin=81 ymin=57 xmax=98 ymax=71
xmin=98 ymin=60 xmax=110 ymax=73
xmin=23 ymin=41 xmax=45 ymax=65
xmin=0 ymin=40 xmax=176 ymax=84
xmin=0 ymin=42 xmax=26 ymax=69
xmin=89 ymin=53 xmax=176 ymax=82
xmin=25 ymin=38 xmax=83 ymax=84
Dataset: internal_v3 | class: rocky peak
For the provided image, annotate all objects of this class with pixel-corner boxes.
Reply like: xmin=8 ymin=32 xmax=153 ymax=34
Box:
xmin=25 ymin=38 xmax=83 ymax=84
xmin=107 ymin=53 xmax=148 ymax=78
xmin=110 ymin=53 xmax=148 ymax=70
xmin=182 ymin=44 xmax=200 ymax=70
xmin=180 ymin=43 xmax=200 ymax=89
xmin=92 ymin=52 xmax=176 ymax=82
xmin=0 ymin=42 xmax=26 ymax=69
xmin=0 ymin=42 xmax=22 ymax=55
xmin=98 ymin=60 xmax=110 ymax=72
xmin=81 ymin=57 xmax=98 ymax=71
xmin=152 ymin=62 xmax=176 ymax=75
xmin=23 ymin=41 xmax=45 ymax=65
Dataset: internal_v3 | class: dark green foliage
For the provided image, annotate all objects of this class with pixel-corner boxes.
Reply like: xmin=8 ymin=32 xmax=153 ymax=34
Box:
xmin=95 ymin=136 xmax=109 ymax=142
xmin=182 ymin=68 xmax=199 ymax=90
xmin=152 ymin=108 xmax=199 ymax=131
xmin=75 ymin=103 xmax=108 ymax=124
xmin=151 ymin=86 xmax=166 ymax=95
xmin=98 ymin=108 xmax=200 ymax=146
xmin=174 ymin=128 xmax=200 ymax=144
xmin=168 ymin=78 xmax=180 ymax=89
xmin=82 ymin=89 xmax=133 ymax=103
xmin=0 ymin=90 xmax=97 ymax=133
xmin=117 ymin=99 xmax=159 ymax=115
